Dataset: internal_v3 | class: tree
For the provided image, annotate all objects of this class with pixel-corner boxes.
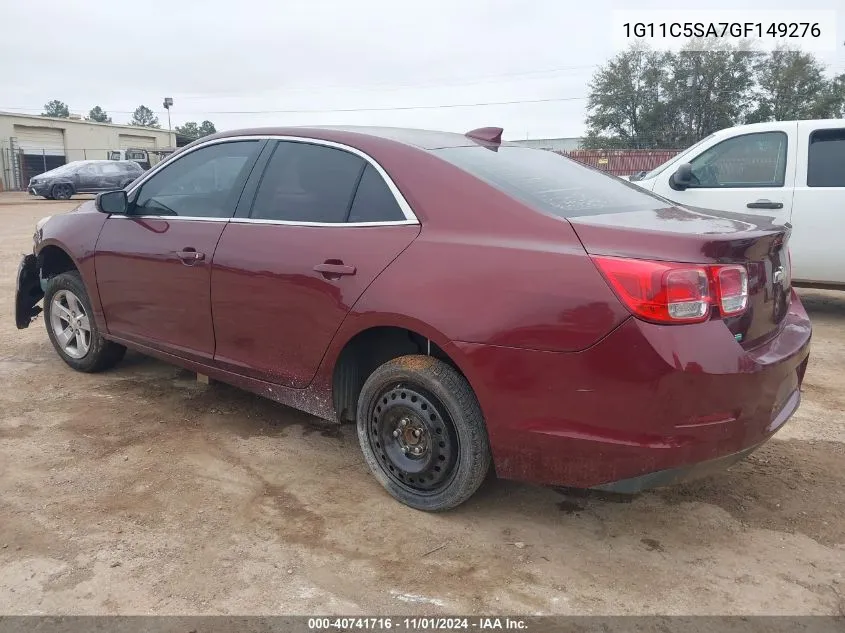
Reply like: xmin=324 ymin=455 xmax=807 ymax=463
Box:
xmin=825 ymin=73 xmax=845 ymax=118
xmin=128 ymin=105 xmax=160 ymax=128
xmin=87 ymin=106 xmax=112 ymax=123
xmin=42 ymin=100 xmax=70 ymax=118
xmin=175 ymin=120 xmax=218 ymax=140
xmin=583 ymin=43 xmax=842 ymax=149
xmin=747 ymin=47 xmax=836 ymax=122
xmin=198 ymin=120 xmax=217 ymax=137
xmin=175 ymin=121 xmax=200 ymax=139
xmin=583 ymin=44 xmax=672 ymax=149
xmin=662 ymin=41 xmax=759 ymax=147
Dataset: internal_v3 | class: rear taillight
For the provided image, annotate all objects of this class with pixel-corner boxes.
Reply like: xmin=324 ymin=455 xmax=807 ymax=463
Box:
xmin=592 ymin=256 xmax=749 ymax=325
xmin=712 ymin=265 xmax=748 ymax=315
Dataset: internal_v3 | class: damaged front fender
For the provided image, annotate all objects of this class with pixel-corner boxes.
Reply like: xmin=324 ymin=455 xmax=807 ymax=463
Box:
xmin=15 ymin=254 xmax=43 ymax=329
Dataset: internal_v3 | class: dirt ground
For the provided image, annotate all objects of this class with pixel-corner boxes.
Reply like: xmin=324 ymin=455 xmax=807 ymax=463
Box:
xmin=0 ymin=193 xmax=843 ymax=616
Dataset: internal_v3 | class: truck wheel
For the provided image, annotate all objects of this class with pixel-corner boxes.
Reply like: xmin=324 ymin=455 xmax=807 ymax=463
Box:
xmin=356 ymin=355 xmax=491 ymax=511
xmin=51 ymin=183 xmax=73 ymax=200
xmin=44 ymin=272 xmax=126 ymax=373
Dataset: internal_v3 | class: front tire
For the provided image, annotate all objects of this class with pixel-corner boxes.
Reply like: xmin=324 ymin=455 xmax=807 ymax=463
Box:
xmin=356 ymin=355 xmax=491 ymax=511
xmin=43 ymin=272 xmax=126 ymax=372
xmin=51 ymin=183 xmax=73 ymax=200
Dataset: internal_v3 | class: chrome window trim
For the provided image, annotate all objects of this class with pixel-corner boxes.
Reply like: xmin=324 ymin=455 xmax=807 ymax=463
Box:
xmin=110 ymin=215 xmax=229 ymax=222
xmin=126 ymin=134 xmax=420 ymax=225
xmin=109 ymin=215 xmax=417 ymax=227
xmin=231 ymin=218 xmax=419 ymax=227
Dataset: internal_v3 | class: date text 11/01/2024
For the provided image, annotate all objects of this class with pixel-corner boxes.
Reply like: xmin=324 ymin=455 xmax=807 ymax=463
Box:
xmin=307 ymin=617 xmax=528 ymax=630
xmin=623 ymin=22 xmax=822 ymax=38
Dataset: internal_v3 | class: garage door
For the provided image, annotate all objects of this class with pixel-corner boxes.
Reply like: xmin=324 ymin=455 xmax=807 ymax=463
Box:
xmin=119 ymin=134 xmax=157 ymax=150
xmin=13 ymin=125 xmax=66 ymax=181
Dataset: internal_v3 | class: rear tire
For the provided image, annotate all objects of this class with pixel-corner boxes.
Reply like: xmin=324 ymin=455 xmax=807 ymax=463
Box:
xmin=356 ymin=355 xmax=491 ymax=511
xmin=43 ymin=271 xmax=126 ymax=373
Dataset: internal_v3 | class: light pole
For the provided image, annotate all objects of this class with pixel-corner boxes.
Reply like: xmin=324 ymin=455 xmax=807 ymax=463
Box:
xmin=162 ymin=97 xmax=174 ymax=142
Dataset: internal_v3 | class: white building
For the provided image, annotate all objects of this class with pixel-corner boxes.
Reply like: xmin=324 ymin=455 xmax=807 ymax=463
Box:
xmin=0 ymin=111 xmax=175 ymax=191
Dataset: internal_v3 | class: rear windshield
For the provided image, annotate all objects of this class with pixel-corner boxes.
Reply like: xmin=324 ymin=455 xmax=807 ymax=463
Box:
xmin=432 ymin=146 xmax=667 ymax=217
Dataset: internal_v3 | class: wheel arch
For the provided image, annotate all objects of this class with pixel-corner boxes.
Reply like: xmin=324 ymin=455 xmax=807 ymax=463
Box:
xmin=329 ymin=319 xmax=473 ymax=424
xmin=37 ymin=242 xmax=79 ymax=281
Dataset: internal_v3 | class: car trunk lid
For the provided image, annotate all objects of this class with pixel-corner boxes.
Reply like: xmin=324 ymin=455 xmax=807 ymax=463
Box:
xmin=568 ymin=206 xmax=792 ymax=348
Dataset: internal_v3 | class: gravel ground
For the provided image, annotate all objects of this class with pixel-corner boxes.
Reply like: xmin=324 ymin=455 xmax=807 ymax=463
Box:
xmin=0 ymin=194 xmax=843 ymax=616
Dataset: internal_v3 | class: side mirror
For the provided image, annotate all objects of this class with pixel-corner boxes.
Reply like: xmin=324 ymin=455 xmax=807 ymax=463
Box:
xmin=96 ymin=190 xmax=128 ymax=215
xmin=669 ymin=163 xmax=693 ymax=191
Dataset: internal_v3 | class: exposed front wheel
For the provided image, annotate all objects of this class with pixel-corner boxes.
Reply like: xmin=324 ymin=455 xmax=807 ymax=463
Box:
xmin=43 ymin=272 xmax=126 ymax=372
xmin=356 ymin=355 xmax=491 ymax=511
xmin=51 ymin=183 xmax=73 ymax=200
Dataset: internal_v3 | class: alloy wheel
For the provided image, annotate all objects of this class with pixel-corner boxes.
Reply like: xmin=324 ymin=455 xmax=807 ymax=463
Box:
xmin=49 ymin=289 xmax=91 ymax=359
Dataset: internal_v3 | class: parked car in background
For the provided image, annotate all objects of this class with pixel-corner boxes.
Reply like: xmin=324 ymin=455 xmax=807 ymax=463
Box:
xmin=15 ymin=126 xmax=811 ymax=511
xmin=627 ymin=119 xmax=845 ymax=288
xmin=27 ymin=160 xmax=144 ymax=200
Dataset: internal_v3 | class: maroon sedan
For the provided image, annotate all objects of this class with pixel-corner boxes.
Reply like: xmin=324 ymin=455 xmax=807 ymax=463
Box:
xmin=15 ymin=126 xmax=811 ymax=511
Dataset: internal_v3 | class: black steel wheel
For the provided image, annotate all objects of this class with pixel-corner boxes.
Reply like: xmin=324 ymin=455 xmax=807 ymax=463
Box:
xmin=357 ymin=355 xmax=491 ymax=511
xmin=52 ymin=183 xmax=73 ymax=200
xmin=369 ymin=384 xmax=459 ymax=492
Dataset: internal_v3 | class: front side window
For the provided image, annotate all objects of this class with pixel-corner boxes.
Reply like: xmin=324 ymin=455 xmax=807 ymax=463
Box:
xmin=688 ymin=132 xmax=787 ymax=188
xmin=78 ymin=163 xmax=103 ymax=177
xmin=808 ymin=129 xmax=845 ymax=187
xmin=133 ymin=141 xmax=260 ymax=218
xmin=250 ymin=141 xmax=366 ymax=223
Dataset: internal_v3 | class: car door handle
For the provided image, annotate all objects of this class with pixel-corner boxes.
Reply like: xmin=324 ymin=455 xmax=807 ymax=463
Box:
xmin=176 ymin=248 xmax=205 ymax=263
xmin=313 ymin=261 xmax=356 ymax=277
xmin=747 ymin=199 xmax=783 ymax=209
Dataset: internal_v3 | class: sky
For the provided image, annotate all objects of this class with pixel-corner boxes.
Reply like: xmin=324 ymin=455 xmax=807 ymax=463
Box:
xmin=1 ymin=0 xmax=843 ymax=140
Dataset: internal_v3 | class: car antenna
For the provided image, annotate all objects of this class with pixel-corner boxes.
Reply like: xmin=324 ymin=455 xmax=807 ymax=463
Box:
xmin=465 ymin=127 xmax=503 ymax=144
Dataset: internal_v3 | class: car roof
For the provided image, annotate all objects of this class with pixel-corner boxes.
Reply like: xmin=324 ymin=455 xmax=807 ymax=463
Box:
xmin=66 ymin=159 xmax=136 ymax=166
xmin=203 ymin=125 xmax=518 ymax=151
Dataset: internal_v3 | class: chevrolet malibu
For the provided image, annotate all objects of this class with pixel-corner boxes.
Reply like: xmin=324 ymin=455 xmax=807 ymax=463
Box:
xmin=15 ymin=126 xmax=811 ymax=511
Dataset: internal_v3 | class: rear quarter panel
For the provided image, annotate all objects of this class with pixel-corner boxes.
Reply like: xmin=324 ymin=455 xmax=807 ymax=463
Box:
xmin=328 ymin=142 xmax=629 ymax=352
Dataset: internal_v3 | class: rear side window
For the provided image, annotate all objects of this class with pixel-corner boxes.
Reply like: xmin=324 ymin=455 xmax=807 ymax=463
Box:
xmin=808 ymin=129 xmax=845 ymax=187
xmin=348 ymin=164 xmax=405 ymax=222
xmin=688 ymin=132 xmax=787 ymax=188
xmin=432 ymin=146 xmax=665 ymax=218
xmin=99 ymin=163 xmax=122 ymax=175
xmin=251 ymin=141 xmax=365 ymax=223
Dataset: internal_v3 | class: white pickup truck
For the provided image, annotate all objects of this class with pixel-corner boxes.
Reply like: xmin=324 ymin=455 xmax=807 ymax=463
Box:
xmin=627 ymin=119 xmax=845 ymax=287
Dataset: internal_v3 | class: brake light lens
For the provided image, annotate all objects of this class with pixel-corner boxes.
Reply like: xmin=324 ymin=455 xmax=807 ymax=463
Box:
xmin=592 ymin=256 xmax=749 ymax=324
xmin=713 ymin=265 xmax=748 ymax=315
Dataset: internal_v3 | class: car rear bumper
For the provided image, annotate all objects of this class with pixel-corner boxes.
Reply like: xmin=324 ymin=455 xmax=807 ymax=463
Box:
xmin=454 ymin=290 xmax=811 ymax=490
xmin=592 ymin=388 xmax=799 ymax=493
